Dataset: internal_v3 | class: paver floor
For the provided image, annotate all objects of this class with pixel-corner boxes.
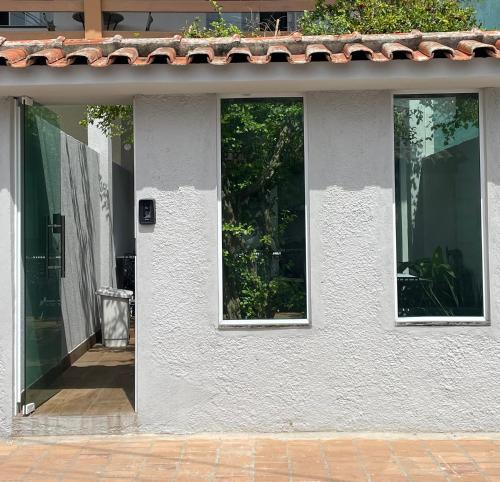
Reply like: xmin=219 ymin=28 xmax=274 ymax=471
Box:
xmin=1 ymin=435 xmax=500 ymax=481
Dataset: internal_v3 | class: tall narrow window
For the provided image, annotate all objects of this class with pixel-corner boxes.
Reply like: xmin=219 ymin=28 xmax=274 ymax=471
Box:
xmin=221 ymin=98 xmax=307 ymax=322
xmin=394 ymin=93 xmax=484 ymax=319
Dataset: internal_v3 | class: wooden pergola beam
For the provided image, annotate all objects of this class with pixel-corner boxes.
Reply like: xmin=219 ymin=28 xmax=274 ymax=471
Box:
xmin=84 ymin=0 xmax=102 ymax=39
xmin=0 ymin=1 xmax=83 ymax=11
xmin=101 ymin=1 xmax=322 ymax=12
xmin=0 ymin=1 xmax=324 ymax=13
xmin=0 ymin=0 xmax=332 ymax=40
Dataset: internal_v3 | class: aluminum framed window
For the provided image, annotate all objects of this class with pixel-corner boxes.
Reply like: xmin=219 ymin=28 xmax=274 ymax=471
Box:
xmin=217 ymin=95 xmax=310 ymax=328
xmin=393 ymin=92 xmax=488 ymax=326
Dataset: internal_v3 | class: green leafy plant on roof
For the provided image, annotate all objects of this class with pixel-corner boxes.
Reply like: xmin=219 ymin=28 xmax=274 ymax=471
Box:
xmin=183 ymin=0 xmax=242 ymax=38
xmin=298 ymin=0 xmax=479 ymax=36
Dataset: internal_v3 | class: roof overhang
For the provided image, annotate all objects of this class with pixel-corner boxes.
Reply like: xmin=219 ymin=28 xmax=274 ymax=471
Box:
xmin=0 ymin=59 xmax=499 ymax=104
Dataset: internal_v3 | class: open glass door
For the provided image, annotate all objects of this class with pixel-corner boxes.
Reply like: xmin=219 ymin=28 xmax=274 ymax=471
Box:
xmin=22 ymin=101 xmax=66 ymax=414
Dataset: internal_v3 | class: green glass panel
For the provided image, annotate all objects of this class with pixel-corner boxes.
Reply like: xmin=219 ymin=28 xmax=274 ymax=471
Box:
xmin=221 ymin=98 xmax=307 ymax=321
xmin=23 ymin=103 xmax=65 ymax=408
xmin=394 ymin=93 xmax=483 ymax=318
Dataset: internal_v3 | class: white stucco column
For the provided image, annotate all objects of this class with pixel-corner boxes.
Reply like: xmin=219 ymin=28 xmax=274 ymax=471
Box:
xmin=0 ymin=98 xmax=16 ymax=437
xmin=87 ymin=124 xmax=115 ymax=288
xmin=134 ymin=94 xmax=219 ymax=429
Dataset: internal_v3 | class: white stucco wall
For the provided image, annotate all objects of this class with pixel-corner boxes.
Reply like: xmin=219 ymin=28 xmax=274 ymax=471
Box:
xmin=135 ymin=91 xmax=500 ymax=433
xmin=0 ymin=98 xmax=16 ymax=436
xmin=88 ymin=125 xmax=116 ymax=288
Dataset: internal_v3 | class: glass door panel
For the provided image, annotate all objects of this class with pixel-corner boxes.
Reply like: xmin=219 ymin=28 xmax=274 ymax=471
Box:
xmin=23 ymin=102 xmax=66 ymax=411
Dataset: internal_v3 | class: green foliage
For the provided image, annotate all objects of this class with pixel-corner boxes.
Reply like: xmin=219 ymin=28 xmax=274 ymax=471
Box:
xmin=221 ymin=99 xmax=306 ymax=320
xmin=298 ymin=0 xmax=479 ymax=35
xmin=80 ymin=105 xmax=133 ymax=144
xmin=183 ymin=0 xmax=242 ymax=38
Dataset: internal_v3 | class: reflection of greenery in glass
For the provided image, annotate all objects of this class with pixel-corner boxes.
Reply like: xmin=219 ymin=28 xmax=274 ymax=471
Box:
xmin=221 ymin=98 xmax=307 ymax=320
xmin=395 ymin=94 xmax=483 ymax=318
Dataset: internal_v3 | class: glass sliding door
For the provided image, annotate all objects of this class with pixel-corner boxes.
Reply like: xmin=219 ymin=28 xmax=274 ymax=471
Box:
xmin=23 ymin=102 xmax=66 ymax=411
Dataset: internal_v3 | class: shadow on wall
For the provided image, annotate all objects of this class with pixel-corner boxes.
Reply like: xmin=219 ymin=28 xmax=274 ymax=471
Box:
xmin=99 ymin=159 xmax=115 ymax=288
xmin=62 ymin=133 xmax=102 ymax=344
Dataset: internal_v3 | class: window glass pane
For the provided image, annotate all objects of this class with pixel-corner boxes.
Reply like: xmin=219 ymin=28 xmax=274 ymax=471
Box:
xmin=221 ymin=98 xmax=307 ymax=321
xmin=394 ymin=93 xmax=483 ymax=318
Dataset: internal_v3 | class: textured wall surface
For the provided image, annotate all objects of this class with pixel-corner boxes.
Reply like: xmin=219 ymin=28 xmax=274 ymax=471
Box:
xmin=0 ymin=98 xmax=15 ymax=437
xmin=88 ymin=125 xmax=115 ymax=288
xmin=61 ymin=135 xmax=101 ymax=353
xmin=134 ymin=91 xmax=500 ymax=433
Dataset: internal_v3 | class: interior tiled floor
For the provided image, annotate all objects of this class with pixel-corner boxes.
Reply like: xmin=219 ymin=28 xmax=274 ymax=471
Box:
xmin=1 ymin=435 xmax=500 ymax=481
xmin=33 ymin=328 xmax=135 ymax=416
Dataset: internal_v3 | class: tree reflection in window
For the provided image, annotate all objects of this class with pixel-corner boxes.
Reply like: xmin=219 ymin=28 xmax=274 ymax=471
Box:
xmin=221 ymin=98 xmax=307 ymax=321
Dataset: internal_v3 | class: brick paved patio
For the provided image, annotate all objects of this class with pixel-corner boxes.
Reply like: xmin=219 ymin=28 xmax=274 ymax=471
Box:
xmin=1 ymin=435 xmax=500 ymax=481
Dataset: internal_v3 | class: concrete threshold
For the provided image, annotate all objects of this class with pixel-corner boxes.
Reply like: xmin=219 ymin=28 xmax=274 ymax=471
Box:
xmin=12 ymin=413 xmax=138 ymax=437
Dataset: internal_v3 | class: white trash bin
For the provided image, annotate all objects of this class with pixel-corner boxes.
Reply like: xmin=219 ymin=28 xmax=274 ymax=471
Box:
xmin=96 ymin=288 xmax=134 ymax=348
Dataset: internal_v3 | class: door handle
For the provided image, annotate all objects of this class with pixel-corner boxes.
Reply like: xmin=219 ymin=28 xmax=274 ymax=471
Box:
xmin=45 ymin=215 xmax=50 ymax=277
xmin=60 ymin=215 xmax=65 ymax=278
xmin=45 ymin=214 xmax=65 ymax=278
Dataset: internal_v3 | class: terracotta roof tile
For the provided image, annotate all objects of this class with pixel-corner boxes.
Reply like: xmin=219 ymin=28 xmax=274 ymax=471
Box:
xmin=267 ymin=45 xmax=292 ymax=63
xmin=146 ymin=46 xmax=176 ymax=64
xmin=0 ymin=47 xmax=27 ymax=66
xmin=0 ymin=30 xmax=500 ymax=69
xmin=67 ymin=47 xmax=103 ymax=65
xmin=343 ymin=42 xmax=373 ymax=60
xmin=418 ymin=41 xmax=455 ymax=59
xmin=108 ymin=47 xmax=138 ymax=64
xmin=457 ymin=39 xmax=498 ymax=57
xmin=381 ymin=42 xmax=413 ymax=60
xmin=26 ymin=48 xmax=65 ymax=65
xmin=330 ymin=52 xmax=350 ymax=64
xmin=186 ymin=46 xmax=214 ymax=64
xmin=305 ymin=44 xmax=331 ymax=62
xmin=227 ymin=46 xmax=252 ymax=64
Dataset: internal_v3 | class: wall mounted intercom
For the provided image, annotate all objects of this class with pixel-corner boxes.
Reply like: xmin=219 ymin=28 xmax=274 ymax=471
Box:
xmin=138 ymin=199 xmax=156 ymax=225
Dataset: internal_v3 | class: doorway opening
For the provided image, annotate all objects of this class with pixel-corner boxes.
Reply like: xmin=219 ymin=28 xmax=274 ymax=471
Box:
xmin=20 ymin=101 xmax=136 ymax=418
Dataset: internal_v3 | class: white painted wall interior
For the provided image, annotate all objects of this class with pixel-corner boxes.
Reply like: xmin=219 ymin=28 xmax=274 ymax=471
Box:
xmin=60 ymin=134 xmax=102 ymax=353
xmin=88 ymin=125 xmax=116 ymax=288
xmin=134 ymin=90 xmax=500 ymax=433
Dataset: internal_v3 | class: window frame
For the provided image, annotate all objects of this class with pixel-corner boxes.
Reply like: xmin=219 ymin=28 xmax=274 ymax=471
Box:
xmin=217 ymin=94 xmax=311 ymax=329
xmin=391 ymin=89 xmax=490 ymax=327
